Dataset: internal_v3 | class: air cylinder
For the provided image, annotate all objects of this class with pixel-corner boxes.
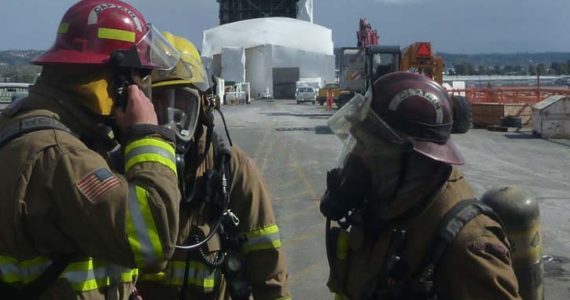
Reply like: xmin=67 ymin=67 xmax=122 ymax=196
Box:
xmin=481 ymin=186 xmax=543 ymax=300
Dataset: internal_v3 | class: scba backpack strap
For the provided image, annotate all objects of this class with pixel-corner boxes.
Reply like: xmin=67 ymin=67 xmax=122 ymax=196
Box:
xmin=382 ymin=199 xmax=502 ymax=300
xmin=0 ymin=116 xmax=75 ymax=299
xmin=411 ymin=199 xmax=502 ymax=299
xmin=0 ymin=116 xmax=72 ymax=149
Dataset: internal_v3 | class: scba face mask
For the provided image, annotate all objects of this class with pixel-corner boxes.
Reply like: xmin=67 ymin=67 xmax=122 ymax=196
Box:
xmin=152 ymin=86 xmax=201 ymax=142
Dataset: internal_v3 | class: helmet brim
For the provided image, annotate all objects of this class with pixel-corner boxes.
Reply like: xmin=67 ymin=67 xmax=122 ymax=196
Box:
xmin=31 ymin=49 xmax=109 ymax=65
xmin=413 ymin=139 xmax=464 ymax=165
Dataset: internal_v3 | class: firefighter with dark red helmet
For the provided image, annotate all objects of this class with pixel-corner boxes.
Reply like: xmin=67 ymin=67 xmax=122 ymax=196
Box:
xmin=321 ymin=72 xmax=521 ymax=299
xmin=0 ymin=1 xmax=181 ymax=299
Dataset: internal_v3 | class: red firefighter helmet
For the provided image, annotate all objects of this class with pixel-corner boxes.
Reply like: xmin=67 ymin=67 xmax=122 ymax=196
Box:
xmin=32 ymin=0 xmax=179 ymax=70
xmin=370 ymin=72 xmax=463 ymax=164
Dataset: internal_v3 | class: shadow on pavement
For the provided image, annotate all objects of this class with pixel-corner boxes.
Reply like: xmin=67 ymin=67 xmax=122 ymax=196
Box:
xmin=274 ymin=126 xmax=334 ymax=135
xmin=265 ymin=112 xmax=334 ymax=118
xmin=503 ymin=133 xmax=537 ymax=139
xmin=504 ymin=133 xmax=570 ymax=148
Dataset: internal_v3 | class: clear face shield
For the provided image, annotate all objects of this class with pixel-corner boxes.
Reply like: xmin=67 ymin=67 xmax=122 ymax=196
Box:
xmin=137 ymin=24 xmax=181 ymax=71
xmin=152 ymin=86 xmax=201 ymax=142
xmin=110 ymin=25 xmax=181 ymax=107
xmin=325 ymin=89 xmax=414 ymax=217
xmin=328 ymin=88 xmax=411 ymax=169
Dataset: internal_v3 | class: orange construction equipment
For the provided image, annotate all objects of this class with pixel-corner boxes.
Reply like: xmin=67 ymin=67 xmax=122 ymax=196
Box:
xmin=400 ymin=42 xmax=444 ymax=84
xmin=357 ymin=18 xmax=379 ymax=48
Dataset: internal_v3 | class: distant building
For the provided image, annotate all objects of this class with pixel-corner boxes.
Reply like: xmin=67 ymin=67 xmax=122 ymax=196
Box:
xmin=202 ymin=17 xmax=334 ymax=99
xmin=217 ymin=0 xmax=300 ymax=24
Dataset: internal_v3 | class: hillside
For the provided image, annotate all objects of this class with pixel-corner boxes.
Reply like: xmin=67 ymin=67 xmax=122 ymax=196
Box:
xmin=0 ymin=50 xmax=44 ymax=65
xmin=3 ymin=50 xmax=570 ymax=82
xmin=438 ymin=52 xmax=570 ymax=67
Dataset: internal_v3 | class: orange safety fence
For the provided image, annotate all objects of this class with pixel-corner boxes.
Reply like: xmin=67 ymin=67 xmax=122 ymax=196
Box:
xmin=448 ymin=87 xmax=570 ymax=104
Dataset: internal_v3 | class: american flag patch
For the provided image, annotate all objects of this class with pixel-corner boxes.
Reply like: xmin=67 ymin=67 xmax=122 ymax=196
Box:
xmin=76 ymin=168 xmax=121 ymax=202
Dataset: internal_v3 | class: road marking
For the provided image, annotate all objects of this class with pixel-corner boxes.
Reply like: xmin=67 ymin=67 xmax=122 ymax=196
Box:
xmin=283 ymin=222 xmax=324 ymax=248
xmin=278 ymin=201 xmax=320 ymax=222
xmin=260 ymin=132 xmax=276 ymax=174
xmin=253 ymin=126 xmax=271 ymax=162
xmin=286 ymin=143 xmax=319 ymax=201
xmin=289 ymin=261 xmax=327 ymax=285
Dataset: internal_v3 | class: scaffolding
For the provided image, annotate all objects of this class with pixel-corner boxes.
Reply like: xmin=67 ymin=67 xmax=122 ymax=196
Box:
xmin=217 ymin=0 xmax=300 ymax=24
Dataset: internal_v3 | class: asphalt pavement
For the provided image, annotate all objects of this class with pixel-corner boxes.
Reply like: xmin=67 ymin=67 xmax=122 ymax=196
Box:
xmin=217 ymin=99 xmax=570 ymax=299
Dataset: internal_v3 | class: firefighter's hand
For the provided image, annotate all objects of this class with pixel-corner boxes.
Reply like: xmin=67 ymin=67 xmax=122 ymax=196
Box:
xmin=114 ymin=85 xmax=158 ymax=133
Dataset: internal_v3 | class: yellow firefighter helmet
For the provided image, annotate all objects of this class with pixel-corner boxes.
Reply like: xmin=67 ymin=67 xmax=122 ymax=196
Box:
xmin=151 ymin=32 xmax=209 ymax=91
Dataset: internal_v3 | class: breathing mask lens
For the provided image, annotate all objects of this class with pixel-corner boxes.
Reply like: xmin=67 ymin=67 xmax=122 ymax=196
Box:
xmin=152 ymin=87 xmax=201 ymax=141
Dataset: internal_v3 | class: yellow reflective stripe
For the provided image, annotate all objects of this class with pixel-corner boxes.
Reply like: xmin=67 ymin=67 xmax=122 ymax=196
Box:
xmin=243 ymin=224 xmax=280 ymax=238
xmin=97 ymin=27 xmax=135 ymax=42
xmin=124 ymin=138 xmax=176 ymax=174
xmin=140 ymin=271 xmax=167 ymax=281
xmin=277 ymin=297 xmax=292 ymax=300
xmin=125 ymin=153 xmax=177 ymax=174
xmin=0 ymin=256 xmax=50 ymax=283
xmin=126 ymin=184 xmax=164 ymax=267
xmin=120 ymin=268 xmax=138 ymax=282
xmin=335 ymin=293 xmax=345 ymax=300
xmin=139 ymin=261 xmax=216 ymax=290
xmin=125 ymin=138 xmax=175 ymax=156
xmin=0 ymin=256 xmax=137 ymax=292
xmin=58 ymin=22 xmax=69 ymax=34
xmin=336 ymin=231 xmax=349 ymax=260
xmin=241 ymin=224 xmax=282 ymax=253
xmin=170 ymin=261 xmax=215 ymax=289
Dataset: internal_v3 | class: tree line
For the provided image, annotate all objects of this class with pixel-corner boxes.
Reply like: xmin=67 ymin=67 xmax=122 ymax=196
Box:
xmin=0 ymin=65 xmax=41 ymax=83
xmin=449 ymin=61 xmax=570 ymax=76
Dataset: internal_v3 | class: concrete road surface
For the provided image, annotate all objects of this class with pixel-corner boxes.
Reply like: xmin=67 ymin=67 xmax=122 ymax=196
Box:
xmin=217 ymin=99 xmax=570 ymax=299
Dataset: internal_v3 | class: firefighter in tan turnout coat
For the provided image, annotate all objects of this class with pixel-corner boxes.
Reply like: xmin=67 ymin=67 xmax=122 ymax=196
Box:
xmin=0 ymin=1 xmax=182 ymax=299
xmin=321 ymin=72 xmax=521 ymax=300
xmin=135 ymin=33 xmax=290 ymax=300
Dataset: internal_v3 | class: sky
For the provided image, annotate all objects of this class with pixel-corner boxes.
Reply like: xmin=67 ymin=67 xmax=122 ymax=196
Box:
xmin=0 ymin=0 xmax=568 ymax=54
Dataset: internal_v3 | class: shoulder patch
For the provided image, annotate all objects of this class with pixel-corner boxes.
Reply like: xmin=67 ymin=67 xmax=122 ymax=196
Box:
xmin=468 ymin=241 xmax=510 ymax=264
xmin=76 ymin=168 xmax=120 ymax=202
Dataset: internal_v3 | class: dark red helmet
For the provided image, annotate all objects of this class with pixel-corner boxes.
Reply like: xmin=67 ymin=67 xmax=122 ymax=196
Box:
xmin=370 ymin=72 xmax=464 ymax=164
xmin=31 ymin=0 xmax=179 ymax=70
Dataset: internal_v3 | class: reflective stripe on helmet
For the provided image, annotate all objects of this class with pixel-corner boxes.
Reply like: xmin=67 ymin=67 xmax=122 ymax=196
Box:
xmin=241 ymin=224 xmax=282 ymax=254
xmin=97 ymin=27 xmax=136 ymax=43
xmin=126 ymin=184 xmax=165 ymax=267
xmin=139 ymin=260 xmax=216 ymax=291
xmin=57 ymin=23 xmax=69 ymax=34
xmin=124 ymin=138 xmax=176 ymax=174
xmin=0 ymin=256 xmax=137 ymax=292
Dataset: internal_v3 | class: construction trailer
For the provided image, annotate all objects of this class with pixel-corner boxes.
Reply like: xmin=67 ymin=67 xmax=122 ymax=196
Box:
xmin=532 ymin=96 xmax=570 ymax=138
xmin=217 ymin=0 xmax=300 ymax=24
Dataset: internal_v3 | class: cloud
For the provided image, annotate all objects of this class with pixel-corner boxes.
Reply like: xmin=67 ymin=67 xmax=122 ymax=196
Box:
xmin=372 ymin=0 xmax=422 ymax=4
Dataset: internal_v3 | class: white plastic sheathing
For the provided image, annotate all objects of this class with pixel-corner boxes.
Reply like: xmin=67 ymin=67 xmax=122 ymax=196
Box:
xmin=202 ymin=17 xmax=333 ymax=58
xmin=221 ymin=47 xmax=246 ymax=83
xmin=244 ymin=44 xmax=335 ymax=98
xmin=297 ymin=0 xmax=313 ymax=23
